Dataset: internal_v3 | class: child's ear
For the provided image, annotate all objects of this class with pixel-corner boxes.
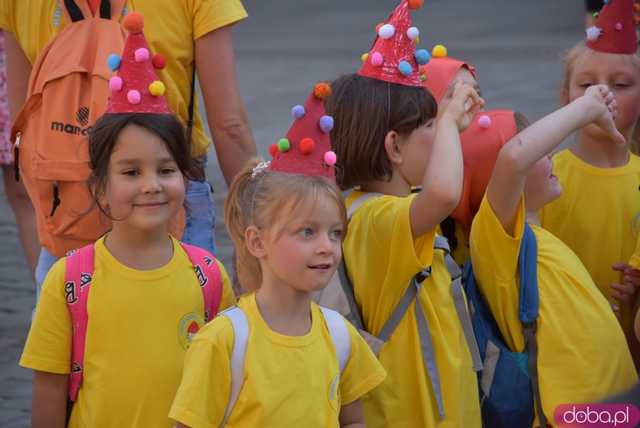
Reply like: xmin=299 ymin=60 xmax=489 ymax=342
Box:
xmin=244 ymin=225 xmax=267 ymax=258
xmin=383 ymin=130 xmax=404 ymax=166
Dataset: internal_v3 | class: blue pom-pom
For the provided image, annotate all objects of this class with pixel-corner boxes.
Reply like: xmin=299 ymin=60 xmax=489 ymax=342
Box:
xmin=415 ymin=49 xmax=431 ymax=65
xmin=398 ymin=61 xmax=413 ymax=76
xmin=107 ymin=54 xmax=121 ymax=71
xmin=291 ymin=105 xmax=305 ymax=119
xmin=319 ymin=115 xmax=334 ymax=133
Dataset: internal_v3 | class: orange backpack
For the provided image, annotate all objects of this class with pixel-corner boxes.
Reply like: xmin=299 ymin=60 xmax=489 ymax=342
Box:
xmin=12 ymin=0 xmax=184 ymax=257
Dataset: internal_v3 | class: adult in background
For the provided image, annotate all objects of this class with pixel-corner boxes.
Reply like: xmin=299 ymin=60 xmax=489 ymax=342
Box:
xmin=1 ymin=0 xmax=256 ymax=286
xmin=0 ymin=30 xmax=39 ymax=276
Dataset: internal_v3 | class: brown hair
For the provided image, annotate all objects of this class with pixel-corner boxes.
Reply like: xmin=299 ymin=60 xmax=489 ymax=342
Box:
xmin=88 ymin=113 xmax=191 ymax=202
xmin=325 ymin=74 xmax=437 ymax=189
xmin=224 ymin=159 xmax=347 ymax=292
xmin=560 ymin=42 xmax=640 ymax=154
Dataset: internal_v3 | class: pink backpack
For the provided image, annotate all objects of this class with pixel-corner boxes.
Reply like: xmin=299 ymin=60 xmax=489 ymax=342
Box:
xmin=63 ymin=242 xmax=223 ymax=401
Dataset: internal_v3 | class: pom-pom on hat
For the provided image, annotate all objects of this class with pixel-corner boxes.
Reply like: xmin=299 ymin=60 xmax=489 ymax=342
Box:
xmin=451 ymin=110 xmax=518 ymax=231
xmin=268 ymin=82 xmax=337 ymax=181
xmin=586 ymin=0 xmax=637 ymax=54
xmin=358 ymin=0 xmax=427 ymax=87
xmin=105 ymin=12 xmax=171 ymax=114
xmin=420 ymin=55 xmax=477 ymax=103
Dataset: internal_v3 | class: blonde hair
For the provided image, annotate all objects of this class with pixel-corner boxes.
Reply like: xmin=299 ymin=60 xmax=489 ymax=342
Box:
xmin=560 ymin=42 xmax=640 ymax=154
xmin=224 ymin=158 xmax=347 ymax=292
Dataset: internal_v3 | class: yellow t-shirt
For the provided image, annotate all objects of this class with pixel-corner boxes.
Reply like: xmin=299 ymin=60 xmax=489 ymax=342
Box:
xmin=471 ymin=195 xmax=637 ymax=426
xmin=343 ymin=191 xmax=481 ymax=428
xmin=540 ymin=149 xmax=640 ymax=334
xmin=20 ymin=236 xmax=236 ymax=428
xmin=169 ymin=293 xmax=386 ymax=428
xmin=0 ymin=0 xmax=247 ymax=157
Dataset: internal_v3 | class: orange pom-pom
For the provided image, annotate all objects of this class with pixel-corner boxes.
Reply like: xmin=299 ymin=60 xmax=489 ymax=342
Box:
xmin=313 ymin=82 xmax=331 ymax=100
xmin=299 ymin=138 xmax=315 ymax=155
xmin=408 ymin=0 xmax=423 ymax=9
xmin=269 ymin=144 xmax=278 ymax=158
xmin=152 ymin=54 xmax=166 ymax=70
xmin=123 ymin=12 xmax=144 ymax=34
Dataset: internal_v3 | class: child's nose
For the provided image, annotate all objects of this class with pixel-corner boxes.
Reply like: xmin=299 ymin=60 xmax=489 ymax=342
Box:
xmin=141 ymin=173 xmax=162 ymax=193
xmin=316 ymin=233 xmax=336 ymax=254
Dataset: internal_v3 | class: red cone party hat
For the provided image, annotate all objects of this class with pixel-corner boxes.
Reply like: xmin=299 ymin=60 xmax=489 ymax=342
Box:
xmin=268 ymin=82 xmax=337 ymax=181
xmin=105 ymin=12 xmax=171 ymax=114
xmin=586 ymin=0 xmax=637 ymax=54
xmin=358 ymin=0 xmax=429 ymax=87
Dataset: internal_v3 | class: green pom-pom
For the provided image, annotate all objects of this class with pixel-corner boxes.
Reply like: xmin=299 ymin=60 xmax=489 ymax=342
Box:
xmin=277 ymin=138 xmax=290 ymax=152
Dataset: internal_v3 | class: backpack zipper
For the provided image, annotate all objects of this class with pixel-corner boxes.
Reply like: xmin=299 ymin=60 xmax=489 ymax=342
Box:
xmin=13 ymin=132 xmax=20 ymax=182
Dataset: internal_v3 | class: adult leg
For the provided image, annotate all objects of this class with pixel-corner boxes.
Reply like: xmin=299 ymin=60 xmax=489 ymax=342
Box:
xmin=181 ymin=156 xmax=216 ymax=255
xmin=2 ymin=165 xmax=39 ymax=274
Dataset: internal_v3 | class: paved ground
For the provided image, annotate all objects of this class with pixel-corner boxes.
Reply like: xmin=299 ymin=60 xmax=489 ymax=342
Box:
xmin=0 ymin=0 xmax=584 ymax=425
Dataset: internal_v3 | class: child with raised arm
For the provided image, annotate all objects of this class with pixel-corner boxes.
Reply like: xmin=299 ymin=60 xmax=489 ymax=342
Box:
xmin=20 ymin=15 xmax=235 ymax=428
xmin=326 ymin=1 xmax=484 ymax=426
xmin=470 ymin=84 xmax=637 ymax=426
xmin=169 ymin=83 xmax=386 ymax=428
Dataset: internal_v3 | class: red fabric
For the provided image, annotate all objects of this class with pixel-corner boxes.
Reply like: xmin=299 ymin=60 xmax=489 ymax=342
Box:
xmin=88 ymin=0 xmax=101 ymax=15
xmin=358 ymin=0 xmax=423 ymax=87
xmin=451 ymin=110 xmax=518 ymax=231
xmin=105 ymin=30 xmax=171 ymax=114
xmin=420 ymin=57 xmax=476 ymax=103
xmin=269 ymin=87 xmax=335 ymax=181
xmin=587 ymin=0 xmax=637 ymax=54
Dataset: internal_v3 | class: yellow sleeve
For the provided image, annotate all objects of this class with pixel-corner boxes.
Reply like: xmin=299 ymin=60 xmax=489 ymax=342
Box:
xmin=19 ymin=258 xmax=72 ymax=374
xmin=170 ymin=316 xmax=234 ymax=428
xmin=339 ymin=324 xmax=386 ymax=405
xmin=629 ymin=234 xmax=640 ymax=269
xmin=469 ymin=195 xmax=526 ymax=352
xmin=190 ymin=0 xmax=248 ymax=40
xmin=216 ymin=260 xmax=236 ymax=311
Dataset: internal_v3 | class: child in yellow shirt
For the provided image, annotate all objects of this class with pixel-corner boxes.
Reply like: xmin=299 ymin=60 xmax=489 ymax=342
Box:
xmin=20 ymin=17 xmax=236 ymax=427
xmin=470 ymin=84 xmax=637 ymax=426
xmin=325 ymin=1 xmax=485 ymax=426
xmin=539 ymin=0 xmax=640 ymax=360
xmin=170 ymin=84 xmax=386 ymax=428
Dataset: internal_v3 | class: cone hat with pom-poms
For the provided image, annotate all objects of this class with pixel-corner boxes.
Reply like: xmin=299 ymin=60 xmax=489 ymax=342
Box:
xmin=268 ymin=82 xmax=337 ymax=181
xmin=105 ymin=12 xmax=171 ymax=114
xmin=358 ymin=0 xmax=429 ymax=87
xmin=586 ymin=0 xmax=637 ymax=54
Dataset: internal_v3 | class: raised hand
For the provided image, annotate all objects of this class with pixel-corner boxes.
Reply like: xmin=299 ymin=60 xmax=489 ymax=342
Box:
xmin=581 ymin=84 xmax=626 ymax=145
xmin=441 ymin=82 xmax=485 ymax=132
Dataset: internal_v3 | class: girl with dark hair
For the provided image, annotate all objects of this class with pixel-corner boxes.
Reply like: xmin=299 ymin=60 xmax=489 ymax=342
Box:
xmin=19 ymin=16 xmax=235 ymax=428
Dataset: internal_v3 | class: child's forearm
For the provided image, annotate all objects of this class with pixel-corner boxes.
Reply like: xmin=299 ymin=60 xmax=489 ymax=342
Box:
xmin=500 ymin=98 xmax=593 ymax=176
xmin=411 ymin=115 xmax=463 ymax=237
xmin=32 ymin=371 xmax=68 ymax=428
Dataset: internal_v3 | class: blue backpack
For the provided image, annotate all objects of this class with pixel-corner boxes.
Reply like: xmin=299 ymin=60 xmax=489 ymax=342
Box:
xmin=463 ymin=223 xmax=548 ymax=428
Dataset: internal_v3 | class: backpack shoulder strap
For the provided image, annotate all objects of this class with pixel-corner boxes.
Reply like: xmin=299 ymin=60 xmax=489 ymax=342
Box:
xmin=64 ymin=244 xmax=95 ymax=402
xmin=345 ymin=191 xmax=383 ymax=220
xmin=180 ymin=243 xmax=223 ymax=322
xmin=518 ymin=223 xmax=547 ymax=426
xmin=319 ymin=307 xmax=351 ymax=373
xmin=518 ymin=223 xmax=539 ymax=325
xmin=220 ymin=306 xmax=249 ymax=428
xmin=434 ymin=235 xmax=483 ymax=372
